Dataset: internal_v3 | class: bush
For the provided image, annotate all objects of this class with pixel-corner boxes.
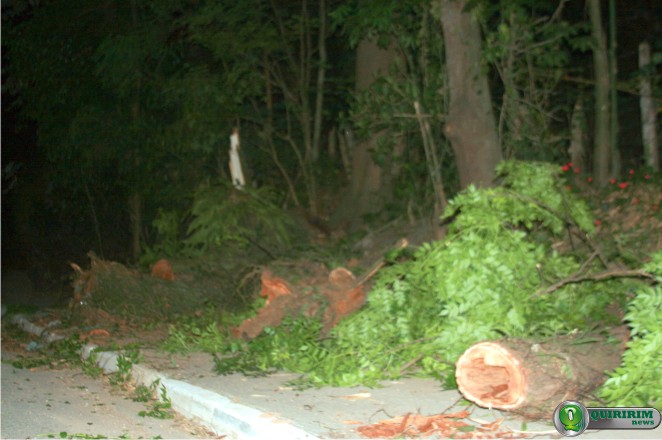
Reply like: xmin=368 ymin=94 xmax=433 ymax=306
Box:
xmin=186 ymin=181 xmax=293 ymax=253
xmin=598 ymin=252 xmax=662 ymax=410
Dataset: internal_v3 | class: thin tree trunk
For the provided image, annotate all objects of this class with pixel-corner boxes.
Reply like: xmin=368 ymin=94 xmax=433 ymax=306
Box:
xmin=262 ymin=60 xmax=299 ymax=205
xmin=83 ymin=173 xmax=104 ymax=258
xmin=129 ymin=0 xmax=143 ymax=261
xmin=129 ymin=193 xmax=142 ymax=261
xmin=440 ymin=0 xmax=501 ymax=188
xmin=267 ymin=0 xmax=320 ymax=215
xmin=639 ymin=41 xmax=659 ymax=171
xmin=414 ymin=101 xmax=447 ymax=237
xmin=589 ymin=0 xmax=611 ymax=186
xmin=569 ymin=96 xmax=586 ymax=172
xmin=332 ymin=38 xmax=402 ymax=231
xmin=499 ymin=10 xmax=523 ymax=159
xmin=608 ymin=0 xmax=620 ymax=175
xmin=312 ymin=0 xmax=326 ymax=163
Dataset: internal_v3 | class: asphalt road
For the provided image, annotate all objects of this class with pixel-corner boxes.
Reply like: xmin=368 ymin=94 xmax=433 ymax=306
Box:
xmin=0 ymin=359 xmax=218 ymax=439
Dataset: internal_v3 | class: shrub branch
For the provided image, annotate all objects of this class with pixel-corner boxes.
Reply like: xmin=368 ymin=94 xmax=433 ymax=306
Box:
xmin=534 ymin=260 xmax=656 ymax=297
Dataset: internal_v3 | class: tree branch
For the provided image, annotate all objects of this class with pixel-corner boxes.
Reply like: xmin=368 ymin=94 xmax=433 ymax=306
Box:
xmin=533 ymin=265 xmax=656 ymax=297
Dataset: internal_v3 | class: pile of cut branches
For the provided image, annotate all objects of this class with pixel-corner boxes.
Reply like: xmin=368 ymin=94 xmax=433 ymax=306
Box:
xmin=70 ymin=253 xmax=239 ymax=322
xmin=208 ymin=162 xmax=657 ymax=392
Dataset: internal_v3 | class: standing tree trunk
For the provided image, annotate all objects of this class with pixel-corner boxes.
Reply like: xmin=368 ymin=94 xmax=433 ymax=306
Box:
xmin=332 ymin=38 xmax=402 ymax=231
xmin=440 ymin=0 xmax=501 ymax=189
xmin=639 ymin=41 xmax=659 ymax=172
xmin=589 ymin=0 xmax=611 ymax=186
xmin=312 ymin=0 xmax=327 ymax=164
xmin=569 ymin=96 xmax=586 ymax=172
xmin=129 ymin=192 xmax=142 ymax=261
xmin=129 ymin=0 xmax=143 ymax=262
xmin=608 ymin=0 xmax=620 ymax=175
xmin=261 ymin=0 xmax=326 ymax=216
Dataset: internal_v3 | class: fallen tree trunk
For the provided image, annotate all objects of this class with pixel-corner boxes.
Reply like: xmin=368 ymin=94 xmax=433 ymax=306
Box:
xmin=233 ymin=239 xmax=409 ymax=339
xmin=455 ymin=328 xmax=628 ymax=419
xmin=232 ymin=267 xmax=366 ymax=339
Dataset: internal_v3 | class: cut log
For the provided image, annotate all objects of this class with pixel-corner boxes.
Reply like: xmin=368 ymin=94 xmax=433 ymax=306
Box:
xmin=151 ymin=259 xmax=175 ymax=281
xmin=455 ymin=329 xmax=628 ymax=419
xmin=233 ymin=241 xmax=409 ymax=339
xmin=233 ymin=266 xmax=366 ymax=339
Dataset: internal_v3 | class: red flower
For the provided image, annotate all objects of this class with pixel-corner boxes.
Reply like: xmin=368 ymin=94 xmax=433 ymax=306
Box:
xmin=618 ymin=182 xmax=628 ymax=189
xmin=561 ymin=164 xmax=570 ymax=172
xmin=594 ymin=219 xmax=602 ymax=226
xmin=567 ymin=162 xmax=573 ymax=168
xmin=645 ymin=174 xmax=651 ymax=180
xmin=629 ymin=169 xmax=635 ymax=175
xmin=587 ymin=177 xmax=593 ymax=183
xmin=610 ymin=178 xmax=617 ymax=184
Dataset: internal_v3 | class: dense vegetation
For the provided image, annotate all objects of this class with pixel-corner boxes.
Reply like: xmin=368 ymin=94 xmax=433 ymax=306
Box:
xmin=164 ymin=162 xmax=661 ymax=410
xmin=3 ymin=0 xmax=660 ymax=268
xmin=2 ymin=0 xmax=660 ymax=412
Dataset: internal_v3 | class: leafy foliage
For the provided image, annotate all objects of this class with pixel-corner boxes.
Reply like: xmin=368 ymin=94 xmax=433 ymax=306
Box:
xmin=598 ymin=253 xmax=662 ymax=410
xmin=334 ymin=0 xmax=459 ymax=212
xmin=214 ymin=318 xmax=329 ymax=380
xmin=140 ymin=209 xmax=189 ymax=265
xmin=206 ymin=161 xmax=626 ymax=387
xmin=162 ymin=306 xmax=238 ymax=354
xmin=137 ymin=380 xmax=175 ymax=419
xmin=479 ymin=0 xmax=590 ymax=161
xmin=185 ymin=182 xmax=294 ymax=254
xmin=8 ymin=333 xmax=95 ymax=372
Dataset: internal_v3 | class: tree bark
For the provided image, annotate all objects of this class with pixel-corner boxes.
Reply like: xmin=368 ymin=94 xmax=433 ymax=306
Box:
xmin=312 ymin=0 xmax=326 ymax=163
xmin=455 ymin=331 xmax=627 ymax=419
xmin=128 ymin=193 xmax=142 ymax=261
xmin=332 ymin=38 xmax=402 ymax=231
xmin=608 ymin=0 xmax=620 ymax=175
xmin=589 ymin=0 xmax=611 ymax=186
xmin=440 ymin=0 xmax=501 ymax=189
xmin=569 ymin=97 xmax=586 ymax=172
xmin=129 ymin=0 xmax=143 ymax=261
xmin=639 ymin=41 xmax=659 ymax=172
xmin=233 ymin=267 xmax=367 ymax=339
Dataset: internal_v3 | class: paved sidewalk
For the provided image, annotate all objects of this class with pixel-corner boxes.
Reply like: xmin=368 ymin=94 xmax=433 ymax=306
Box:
xmin=8 ymin=314 xmax=661 ymax=439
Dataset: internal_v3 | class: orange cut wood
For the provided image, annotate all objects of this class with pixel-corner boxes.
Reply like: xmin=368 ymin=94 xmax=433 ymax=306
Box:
xmin=354 ymin=410 xmax=527 ymax=439
xmin=151 ymin=259 xmax=175 ymax=281
xmin=260 ymin=270 xmax=293 ymax=305
xmin=87 ymin=328 xmax=110 ymax=338
xmin=233 ymin=266 xmax=367 ymax=339
xmin=455 ymin=342 xmax=527 ymax=410
xmin=455 ymin=332 xmax=626 ymax=418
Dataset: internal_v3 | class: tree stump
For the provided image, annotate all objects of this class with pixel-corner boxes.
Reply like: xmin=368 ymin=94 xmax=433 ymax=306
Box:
xmin=455 ymin=328 xmax=628 ymax=419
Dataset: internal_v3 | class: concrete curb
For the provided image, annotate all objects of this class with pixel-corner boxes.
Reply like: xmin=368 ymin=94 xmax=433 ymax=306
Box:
xmin=10 ymin=314 xmax=320 ymax=440
xmin=10 ymin=314 xmax=65 ymax=344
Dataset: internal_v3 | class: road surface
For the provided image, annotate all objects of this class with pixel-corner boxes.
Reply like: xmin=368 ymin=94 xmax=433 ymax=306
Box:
xmin=1 ymin=358 xmax=218 ymax=439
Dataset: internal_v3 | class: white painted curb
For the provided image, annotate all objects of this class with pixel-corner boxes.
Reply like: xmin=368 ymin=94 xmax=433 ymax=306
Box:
xmin=10 ymin=314 xmax=319 ymax=439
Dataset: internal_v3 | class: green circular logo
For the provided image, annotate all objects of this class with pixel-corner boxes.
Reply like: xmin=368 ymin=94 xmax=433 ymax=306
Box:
xmin=554 ymin=401 xmax=589 ymax=436
xmin=560 ymin=404 xmax=583 ymax=431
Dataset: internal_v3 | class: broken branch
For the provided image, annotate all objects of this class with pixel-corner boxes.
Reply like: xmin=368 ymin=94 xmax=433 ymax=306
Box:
xmin=534 ymin=267 xmax=656 ymax=297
